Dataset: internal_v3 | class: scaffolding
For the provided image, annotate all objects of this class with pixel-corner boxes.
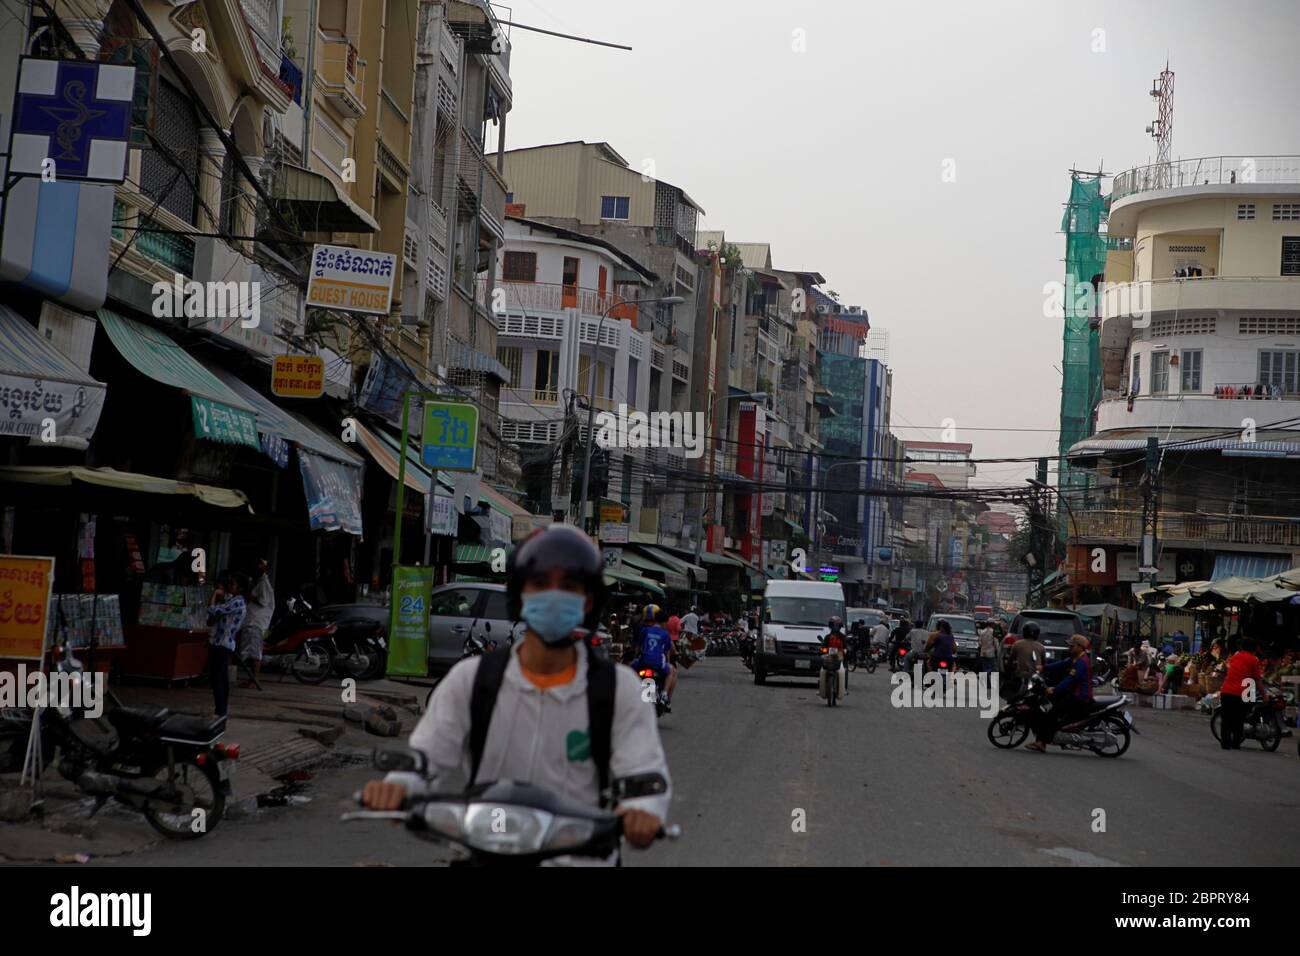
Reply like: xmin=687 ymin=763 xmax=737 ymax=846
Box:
xmin=1057 ymin=173 xmax=1108 ymax=541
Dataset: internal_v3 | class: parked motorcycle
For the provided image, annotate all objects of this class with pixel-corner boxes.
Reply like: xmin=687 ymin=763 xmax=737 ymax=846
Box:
xmin=343 ymin=748 xmax=680 ymax=865
xmin=739 ymin=632 xmax=756 ymax=671
xmin=9 ymin=644 xmax=239 ymax=838
xmin=986 ymin=673 xmax=1136 ymax=757
xmin=1210 ymin=685 xmax=1286 ymax=751
xmin=263 ymin=595 xmax=339 ymax=684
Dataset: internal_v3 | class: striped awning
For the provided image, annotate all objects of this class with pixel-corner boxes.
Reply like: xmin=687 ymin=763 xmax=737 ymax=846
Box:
xmin=604 ymin=566 xmax=665 ymax=597
xmin=455 ymin=543 xmax=497 ymax=565
xmin=98 ymin=308 xmax=259 ymax=448
xmin=1068 ymin=437 xmax=1300 ymax=458
xmin=1211 ymin=553 xmax=1294 ymax=581
xmin=0 ymin=305 xmax=106 ymax=447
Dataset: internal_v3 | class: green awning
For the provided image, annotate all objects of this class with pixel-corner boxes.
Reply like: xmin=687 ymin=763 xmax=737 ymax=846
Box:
xmin=620 ymin=550 xmax=689 ymax=590
xmin=692 ymin=550 xmax=746 ymax=568
xmin=455 ymin=543 xmax=497 ymax=565
xmin=98 ymin=309 xmax=259 ymax=449
xmin=784 ymin=517 xmax=804 ymax=535
xmin=641 ymin=546 xmax=706 ymax=578
xmin=604 ymin=566 xmax=665 ymax=597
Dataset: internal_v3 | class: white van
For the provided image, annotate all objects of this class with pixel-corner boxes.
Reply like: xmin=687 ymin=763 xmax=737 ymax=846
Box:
xmin=754 ymin=579 xmax=846 ymax=685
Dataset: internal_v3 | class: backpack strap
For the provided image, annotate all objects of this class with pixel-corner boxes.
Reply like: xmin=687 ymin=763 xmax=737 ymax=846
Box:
xmin=467 ymin=647 xmax=512 ymax=788
xmin=585 ymin=649 xmax=616 ymax=808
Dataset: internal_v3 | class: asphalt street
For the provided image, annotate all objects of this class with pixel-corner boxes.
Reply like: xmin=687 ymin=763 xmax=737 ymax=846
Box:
xmin=77 ymin=658 xmax=1300 ymax=867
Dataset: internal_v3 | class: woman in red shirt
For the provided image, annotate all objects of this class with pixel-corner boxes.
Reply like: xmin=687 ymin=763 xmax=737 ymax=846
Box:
xmin=1219 ymin=637 xmax=1263 ymax=750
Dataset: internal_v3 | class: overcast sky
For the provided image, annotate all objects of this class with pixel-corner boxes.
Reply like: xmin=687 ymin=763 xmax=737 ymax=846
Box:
xmin=498 ymin=0 xmax=1300 ymax=487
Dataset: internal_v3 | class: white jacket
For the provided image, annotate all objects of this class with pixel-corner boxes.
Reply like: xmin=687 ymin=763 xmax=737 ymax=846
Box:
xmin=388 ymin=642 xmax=671 ymax=860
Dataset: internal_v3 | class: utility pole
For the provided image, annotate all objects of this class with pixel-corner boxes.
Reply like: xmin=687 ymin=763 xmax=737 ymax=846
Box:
xmin=1137 ymin=436 xmax=1161 ymax=648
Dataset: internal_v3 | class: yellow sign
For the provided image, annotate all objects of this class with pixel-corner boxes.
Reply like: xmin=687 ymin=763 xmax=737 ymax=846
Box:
xmin=272 ymin=355 xmax=326 ymax=398
xmin=0 ymin=555 xmax=55 ymax=660
xmin=600 ymin=504 xmax=626 ymax=524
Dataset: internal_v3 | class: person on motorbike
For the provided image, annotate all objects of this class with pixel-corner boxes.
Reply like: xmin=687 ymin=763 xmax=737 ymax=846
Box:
xmin=1005 ymin=621 xmax=1046 ymax=696
xmin=870 ymin=617 xmax=891 ymax=656
xmin=926 ymin=619 xmax=957 ymax=683
xmin=1026 ymin=635 xmax=1093 ymax=753
xmin=889 ymin=618 xmax=913 ymax=669
xmin=1219 ymin=636 xmax=1263 ymax=751
xmin=362 ymin=524 xmax=670 ymax=859
xmin=633 ymin=606 xmax=677 ymax=710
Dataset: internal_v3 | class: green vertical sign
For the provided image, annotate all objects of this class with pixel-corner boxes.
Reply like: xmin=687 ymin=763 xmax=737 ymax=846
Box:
xmin=386 ymin=565 xmax=432 ymax=677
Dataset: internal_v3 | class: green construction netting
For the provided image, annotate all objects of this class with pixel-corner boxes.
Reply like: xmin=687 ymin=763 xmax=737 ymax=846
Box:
xmin=1058 ymin=174 xmax=1108 ymax=541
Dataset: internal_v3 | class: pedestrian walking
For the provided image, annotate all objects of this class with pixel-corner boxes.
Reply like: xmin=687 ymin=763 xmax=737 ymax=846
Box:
xmin=977 ymin=619 xmax=999 ymax=674
xmin=207 ymin=572 xmax=247 ymax=719
xmin=238 ymin=557 xmax=274 ymax=688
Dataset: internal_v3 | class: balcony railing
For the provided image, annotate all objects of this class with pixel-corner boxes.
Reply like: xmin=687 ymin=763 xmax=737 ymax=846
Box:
xmin=1074 ymin=509 xmax=1300 ymax=548
xmin=316 ymin=32 xmax=365 ymax=117
xmin=501 ymin=387 xmax=559 ymax=406
xmin=1102 ymin=276 xmax=1300 ymax=322
xmin=1111 ymin=155 xmax=1300 ymax=202
xmin=240 ymin=0 xmax=281 ymax=69
xmin=482 ymin=279 xmax=635 ymax=321
xmin=1213 ymin=383 xmax=1300 ymax=401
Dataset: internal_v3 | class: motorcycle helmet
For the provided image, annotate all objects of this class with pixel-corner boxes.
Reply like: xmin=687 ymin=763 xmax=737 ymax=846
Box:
xmin=827 ymin=615 xmax=844 ymax=632
xmin=642 ymin=603 xmax=661 ymax=622
xmin=506 ymin=523 xmax=607 ymax=631
xmin=1021 ymin=621 xmax=1041 ymax=641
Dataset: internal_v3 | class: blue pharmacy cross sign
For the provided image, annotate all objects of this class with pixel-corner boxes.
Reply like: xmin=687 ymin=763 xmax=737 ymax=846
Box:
xmin=10 ymin=59 xmax=135 ymax=182
xmin=421 ymin=400 xmax=479 ymax=472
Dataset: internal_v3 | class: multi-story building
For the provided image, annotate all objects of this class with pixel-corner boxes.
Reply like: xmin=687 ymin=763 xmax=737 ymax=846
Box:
xmin=1067 ymin=153 xmax=1300 ymax=588
xmin=500 ymin=141 xmax=703 ymax=538
xmin=901 ymin=440 xmax=976 ymax=490
xmin=489 ymin=215 xmax=657 ymax=523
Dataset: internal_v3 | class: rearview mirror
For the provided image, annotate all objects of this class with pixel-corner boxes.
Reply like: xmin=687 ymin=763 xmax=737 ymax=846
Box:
xmin=372 ymin=747 xmax=427 ymax=774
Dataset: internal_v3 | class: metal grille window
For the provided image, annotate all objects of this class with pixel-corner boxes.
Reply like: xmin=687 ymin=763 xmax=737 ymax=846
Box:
xmin=140 ymin=80 xmax=199 ymax=224
xmin=1272 ymin=203 xmax=1300 ymax=221
xmin=502 ymin=251 xmax=536 ymax=281
xmin=1149 ymin=315 xmax=1216 ymax=336
xmin=496 ymin=345 xmax=522 ymax=386
xmin=1282 ymin=237 xmax=1300 ymax=276
xmin=1237 ymin=203 xmax=1255 ymax=221
xmin=1259 ymin=350 xmax=1298 ymax=393
xmin=1180 ymin=349 xmax=1202 ymax=392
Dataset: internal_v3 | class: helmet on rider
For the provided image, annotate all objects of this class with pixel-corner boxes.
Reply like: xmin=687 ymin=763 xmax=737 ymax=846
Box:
xmin=1021 ymin=621 xmax=1041 ymax=641
xmin=642 ymin=603 xmax=661 ymax=623
xmin=506 ymin=524 xmax=607 ymax=646
xmin=827 ymin=615 xmax=844 ymax=633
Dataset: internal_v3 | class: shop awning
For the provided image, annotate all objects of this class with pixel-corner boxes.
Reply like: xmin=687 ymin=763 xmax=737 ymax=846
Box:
xmin=620 ymin=550 xmax=689 ymax=590
xmin=604 ymin=566 xmax=665 ymax=598
xmin=201 ymin=360 xmax=364 ymax=468
xmin=97 ymin=309 xmax=259 ymax=449
xmin=0 ymin=305 xmax=106 ymax=448
xmin=784 ymin=517 xmax=804 ymax=535
xmin=691 ymin=550 xmax=746 ymax=569
xmin=640 ymin=546 xmax=707 ymax=579
xmin=354 ymin=418 xmax=431 ymax=493
xmin=269 ymin=163 xmax=379 ymax=234
xmin=0 ymin=465 xmax=250 ymax=508
xmin=1211 ymin=553 xmax=1293 ymax=581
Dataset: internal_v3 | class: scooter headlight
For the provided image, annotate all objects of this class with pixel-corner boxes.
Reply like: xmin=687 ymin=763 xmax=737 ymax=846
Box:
xmin=542 ymin=816 xmax=597 ymax=852
xmin=421 ymin=801 xmax=466 ymax=841
xmin=462 ymin=802 xmax=552 ymax=854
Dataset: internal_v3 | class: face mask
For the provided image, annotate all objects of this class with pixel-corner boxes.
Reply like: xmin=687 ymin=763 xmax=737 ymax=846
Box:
xmin=521 ymin=590 xmax=586 ymax=646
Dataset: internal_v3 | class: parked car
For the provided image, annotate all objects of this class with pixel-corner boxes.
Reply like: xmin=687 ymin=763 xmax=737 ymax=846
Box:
xmin=924 ymin=613 xmax=980 ymax=667
xmin=427 ymin=583 xmax=526 ymax=673
xmin=1009 ymin=609 xmax=1087 ymax=665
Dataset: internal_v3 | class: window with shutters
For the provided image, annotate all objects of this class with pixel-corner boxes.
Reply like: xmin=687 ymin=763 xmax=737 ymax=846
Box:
xmin=502 ymin=251 xmax=536 ymax=282
xmin=496 ymin=345 xmax=522 ymax=386
xmin=140 ymin=80 xmax=199 ymax=224
xmin=1180 ymin=349 xmax=1202 ymax=392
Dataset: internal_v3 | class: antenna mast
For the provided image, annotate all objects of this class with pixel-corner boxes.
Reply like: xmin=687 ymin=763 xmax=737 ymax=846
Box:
xmin=1146 ymin=62 xmax=1174 ymax=185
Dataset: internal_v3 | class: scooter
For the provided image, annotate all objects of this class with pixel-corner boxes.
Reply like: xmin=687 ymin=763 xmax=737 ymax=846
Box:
xmin=10 ymin=644 xmax=239 ymax=838
xmin=1210 ymin=685 xmax=1287 ymax=751
xmin=986 ymin=673 xmax=1136 ymax=757
xmin=262 ymin=595 xmax=338 ymax=684
xmin=636 ymin=666 xmax=670 ymax=718
xmin=343 ymin=748 xmax=680 ymax=865
xmin=818 ymin=643 xmax=846 ymax=706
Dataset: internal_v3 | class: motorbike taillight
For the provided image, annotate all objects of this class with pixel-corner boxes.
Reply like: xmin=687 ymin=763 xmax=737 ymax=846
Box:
xmin=217 ymin=742 xmax=240 ymax=760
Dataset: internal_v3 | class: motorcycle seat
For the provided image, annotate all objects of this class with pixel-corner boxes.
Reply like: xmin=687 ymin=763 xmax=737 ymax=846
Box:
xmin=159 ymin=713 xmax=220 ymax=740
xmin=107 ymin=705 xmax=172 ymax=731
xmin=1090 ymin=695 xmax=1124 ymax=710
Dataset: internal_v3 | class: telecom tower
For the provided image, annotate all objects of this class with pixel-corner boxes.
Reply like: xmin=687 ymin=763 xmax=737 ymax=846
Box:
xmin=1147 ymin=62 xmax=1174 ymax=185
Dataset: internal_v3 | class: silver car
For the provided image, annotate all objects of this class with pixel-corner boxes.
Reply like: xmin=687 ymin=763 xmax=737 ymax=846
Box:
xmin=427 ymin=582 xmax=526 ymax=672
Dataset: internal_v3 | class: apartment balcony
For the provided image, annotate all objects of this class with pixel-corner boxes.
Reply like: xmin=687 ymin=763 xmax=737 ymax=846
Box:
xmin=444 ymin=0 xmax=499 ymax=53
xmin=316 ymin=31 xmax=365 ymax=118
xmin=1108 ymin=155 xmax=1300 ymax=235
xmin=378 ymin=92 xmax=411 ymax=165
xmin=1096 ymin=393 xmax=1300 ymax=434
xmin=1102 ymin=276 xmax=1300 ymax=325
xmin=1074 ymin=509 xmax=1300 ymax=550
xmin=240 ymin=0 xmax=282 ymax=71
xmin=502 ymin=386 xmax=561 ymax=408
xmin=482 ymin=279 xmax=635 ymax=322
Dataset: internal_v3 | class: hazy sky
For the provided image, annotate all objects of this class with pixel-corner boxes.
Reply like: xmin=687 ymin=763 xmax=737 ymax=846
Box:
xmin=498 ymin=0 xmax=1300 ymax=487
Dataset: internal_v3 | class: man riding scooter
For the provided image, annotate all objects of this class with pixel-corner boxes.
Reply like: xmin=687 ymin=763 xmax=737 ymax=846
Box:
xmin=632 ymin=605 xmax=676 ymax=712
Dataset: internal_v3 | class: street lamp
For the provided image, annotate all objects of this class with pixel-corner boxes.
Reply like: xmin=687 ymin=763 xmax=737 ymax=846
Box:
xmin=576 ymin=294 xmax=685 ymax=532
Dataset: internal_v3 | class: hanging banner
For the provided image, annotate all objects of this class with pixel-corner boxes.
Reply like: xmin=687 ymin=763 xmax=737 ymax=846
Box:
xmin=0 ymin=554 xmax=55 ymax=660
xmin=307 ymin=244 xmax=397 ymax=315
xmin=0 ymin=374 xmax=106 ymax=444
xmin=271 ymin=355 xmax=326 ymax=398
xmin=386 ymin=565 xmax=432 ymax=677
xmin=297 ymin=451 xmax=363 ymax=535
xmin=425 ymin=494 xmax=459 ymax=537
